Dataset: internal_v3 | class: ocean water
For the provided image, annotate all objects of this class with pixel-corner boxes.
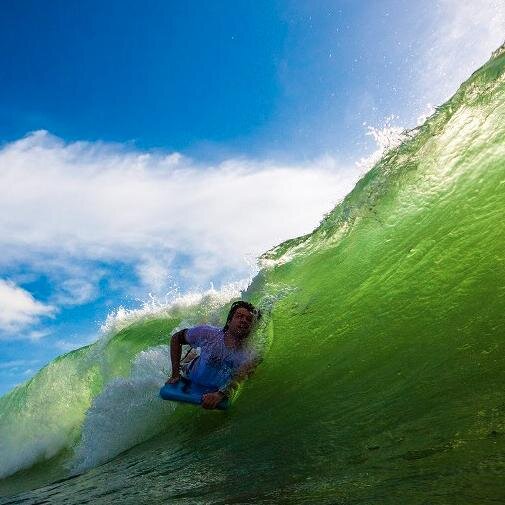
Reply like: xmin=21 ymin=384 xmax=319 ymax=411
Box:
xmin=1 ymin=45 xmax=504 ymax=504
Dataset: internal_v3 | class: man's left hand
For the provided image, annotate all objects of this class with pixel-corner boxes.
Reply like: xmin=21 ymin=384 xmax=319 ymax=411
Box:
xmin=201 ymin=391 xmax=225 ymax=410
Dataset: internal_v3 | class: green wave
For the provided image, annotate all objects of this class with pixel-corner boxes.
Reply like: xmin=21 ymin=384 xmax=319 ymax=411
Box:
xmin=1 ymin=44 xmax=505 ymax=503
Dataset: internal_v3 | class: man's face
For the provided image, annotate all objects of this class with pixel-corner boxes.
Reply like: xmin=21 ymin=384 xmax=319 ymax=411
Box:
xmin=227 ymin=307 xmax=255 ymax=338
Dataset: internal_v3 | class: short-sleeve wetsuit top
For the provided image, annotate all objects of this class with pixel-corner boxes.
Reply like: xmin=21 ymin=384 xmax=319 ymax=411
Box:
xmin=184 ymin=325 xmax=256 ymax=390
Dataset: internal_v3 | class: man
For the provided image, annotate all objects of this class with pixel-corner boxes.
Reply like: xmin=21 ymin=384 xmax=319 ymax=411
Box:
xmin=166 ymin=301 xmax=261 ymax=409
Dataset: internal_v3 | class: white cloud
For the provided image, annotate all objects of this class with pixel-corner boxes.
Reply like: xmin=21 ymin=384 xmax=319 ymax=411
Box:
xmin=417 ymin=0 xmax=505 ymax=108
xmin=0 ymin=131 xmax=360 ymax=296
xmin=0 ymin=279 xmax=55 ymax=334
xmin=26 ymin=329 xmax=52 ymax=341
xmin=0 ymin=359 xmax=40 ymax=370
xmin=135 ymin=252 xmax=176 ymax=294
xmin=54 ymin=278 xmax=99 ymax=306
xmin=54 ymin=336 xmax=95 ymax=352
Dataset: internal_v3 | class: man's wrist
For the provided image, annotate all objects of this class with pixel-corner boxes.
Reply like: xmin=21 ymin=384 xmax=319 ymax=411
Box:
xmin=217 ymin=385 xmax=229 ymax=397
xmin=218 ymin=381 xmax=238 ymax=397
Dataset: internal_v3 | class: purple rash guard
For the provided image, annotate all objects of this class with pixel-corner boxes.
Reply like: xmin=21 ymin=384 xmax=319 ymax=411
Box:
xmin=184 ymin=325 xmax=256 ymax=390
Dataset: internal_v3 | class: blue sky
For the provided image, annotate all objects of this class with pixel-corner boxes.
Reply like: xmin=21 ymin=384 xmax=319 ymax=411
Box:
xmin=0 ymin=0 xmax=503 ymax=395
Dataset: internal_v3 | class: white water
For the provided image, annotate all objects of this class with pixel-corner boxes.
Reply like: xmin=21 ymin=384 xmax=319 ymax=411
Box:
xmin=71 ymin=346 xmax=176 ymax=473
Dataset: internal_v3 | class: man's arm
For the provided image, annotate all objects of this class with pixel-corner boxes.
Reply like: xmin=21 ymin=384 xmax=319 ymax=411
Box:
xmin=166 ymin=329 xmax=188 ymax=384
xmin=219 ymin=358 xmax=260 ymax=398
xmin=201 ymin=359 xmax=260 ymax=409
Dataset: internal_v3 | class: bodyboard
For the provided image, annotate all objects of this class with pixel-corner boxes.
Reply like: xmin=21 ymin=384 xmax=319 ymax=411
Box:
xmin=159 ymin=378 xmax=229 ymax=410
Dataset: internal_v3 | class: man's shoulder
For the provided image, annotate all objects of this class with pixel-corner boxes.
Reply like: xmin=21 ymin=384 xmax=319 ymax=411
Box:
xmin=186 ymin=325 xmax=223 ymax=345
xmin=191 ymin=324 xmax=222 ymax=334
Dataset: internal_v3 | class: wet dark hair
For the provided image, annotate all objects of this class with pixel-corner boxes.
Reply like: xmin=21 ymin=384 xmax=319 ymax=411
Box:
xmin=223 ymin=300 xmax=261 ymax=331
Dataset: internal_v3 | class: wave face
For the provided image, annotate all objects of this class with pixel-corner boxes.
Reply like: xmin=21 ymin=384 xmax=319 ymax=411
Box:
xmin=1 ymin=47 xmax=505 ymax=504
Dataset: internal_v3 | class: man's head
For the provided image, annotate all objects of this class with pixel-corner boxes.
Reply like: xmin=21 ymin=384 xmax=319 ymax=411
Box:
xmin=223 ymin=301 xmax=261 ymax=339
